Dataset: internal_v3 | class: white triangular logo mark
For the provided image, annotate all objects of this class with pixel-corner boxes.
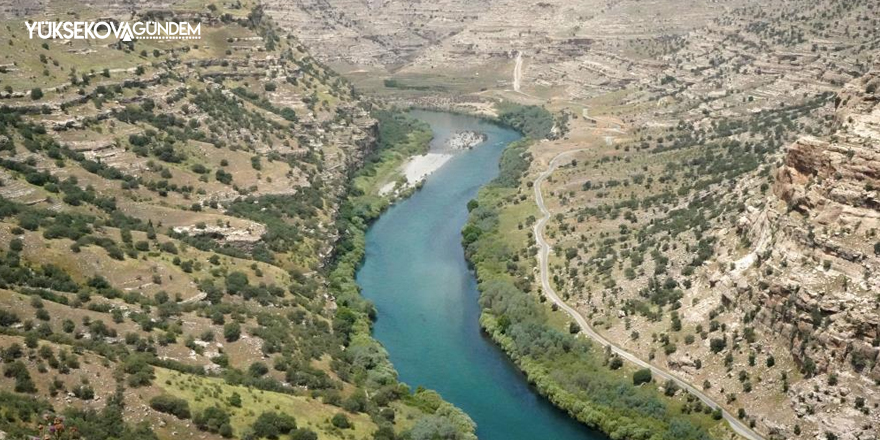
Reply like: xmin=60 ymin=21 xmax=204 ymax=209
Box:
xmin=119 ymin=23 xmax=134 ymax=42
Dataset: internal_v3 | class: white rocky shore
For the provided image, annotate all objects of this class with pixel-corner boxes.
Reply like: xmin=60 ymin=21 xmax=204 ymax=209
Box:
xmin=378 ymin=131 xmax=487 ymax=196
xmin=446 ymin=130 xmax=487 ymax=149
xmin=379 ymin=153 xmax=452 ymax=195
xmin=403 ymin=153 xmax=452 ymax=183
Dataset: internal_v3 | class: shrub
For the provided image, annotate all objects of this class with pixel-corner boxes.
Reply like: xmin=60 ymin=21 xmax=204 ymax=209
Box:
xmin=9 ymin=238 xmax=23 ymax=251
xmin=193 ymin=406 xmax=230 ymax=434
xmin=663 ymin=379 xmax=678 ymax=396
xmin=150 ymin=395 xmax=191 ymax=419
xmin=290 ymin=428 xmax=318 ymax=440
xmin=224 ymin=322 xmax=241 ymax=342
xmin=122 ymin=354 xmax=155 ymax=387
xmin=248 ymin=361 xmax=269 ymax=377
xmin=159 ymin=242 xmax=178 ymax=254
xmin=330 ymin=413 xmax=351 ymax=429
xmin=342 ymin=389 xmax=367 ymax=413
xmin=228 ymin=392 xmax=241 ymax=407
xmin=632 ymin=368 xmax=652 ymax=386
xmin=0 ymin=310 xmax=20 ymax=327
xmin=225 ymin=271 xmax=249 ymax=294
xmin=608 ymin=357 xmax=623 ymax=370
xmin=4 ymin=361 xmax=37 ymax=393
xmin=219 ymin=423 xmax=233 ymax=438
xmin=215 ymin=169 xmax=233 ymax=185
xmin=72 ymin=384 xmax=95 ymax=400
xmin=709 ymin=337 xmax=727 ymax=353
xmin=251 ymin=411 xmax=297 ymax=439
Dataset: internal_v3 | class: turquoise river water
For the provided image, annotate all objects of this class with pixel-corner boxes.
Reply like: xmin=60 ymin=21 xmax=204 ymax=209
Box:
xmin=356 ymin=110 xmax=606 ymax=440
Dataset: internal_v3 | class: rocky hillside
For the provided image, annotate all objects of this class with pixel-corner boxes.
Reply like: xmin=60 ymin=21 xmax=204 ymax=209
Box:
xmin=262 ymin=0 xmax=734 ymax=69
xmin=267 ymin=1 xmax=880 ymax=439
xmin=528 ymin=63 xmax=877 ymax=440
xmin=724 ymin=69 xmax=880 ymax=438
xmin=0 ymin=2 xmax=476 ymax=440
xmin=765 ymin=69 xmax=880 ymax=377
xmin=264 ymin=0 xmax=878 ymax=106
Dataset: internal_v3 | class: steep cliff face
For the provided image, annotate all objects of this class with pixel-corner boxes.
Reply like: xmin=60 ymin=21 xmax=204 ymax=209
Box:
xmin=765 ymin=70 xmax=880 ymax=376
xmin=720 ymin=70 xmax=880 ymax=438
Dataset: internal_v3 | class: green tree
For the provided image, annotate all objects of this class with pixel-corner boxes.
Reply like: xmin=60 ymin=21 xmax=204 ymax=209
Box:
xmin=710 ymin=337 xmax=726 ymax=353
xmin=609 ymin=357 xmax=623 ymax=370
xmin=228 ymin=392 xmax=242 ymax=407
xmin=330 ymin=413 xmax=351 ymax=429
xmin=632 ymin=368 xmax=652 ymax=386
xmin=193 ymin=406 xmax=230 ymax=434
xmin=225 ymin=271 xmax=249 ymax=294
xmin=224 ymin=322 xmax=241 ymax=342
xmin=149 ymin=395 xmax=191 ymax=419
xmin=251 ymin=411 xmax=296 ymax=439
xmin=663 ymin=379 xmax=679 ymax=396
xmin=248 ymin=361 xmax=269 ymax=377
xmin=290 ymin=429 xmax=318 ymax=440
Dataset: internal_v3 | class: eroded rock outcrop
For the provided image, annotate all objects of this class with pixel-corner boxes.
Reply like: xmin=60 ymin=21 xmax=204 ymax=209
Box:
xmin=729 ymin=70 xmax=880 ymax=439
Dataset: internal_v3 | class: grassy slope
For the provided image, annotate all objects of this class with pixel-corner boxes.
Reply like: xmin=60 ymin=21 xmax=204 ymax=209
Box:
xmin=155 ymin=368 xmax=377 ymax=439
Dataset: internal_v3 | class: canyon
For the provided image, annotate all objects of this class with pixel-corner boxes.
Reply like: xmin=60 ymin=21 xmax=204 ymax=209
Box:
xmin=0 ymin=1 xmax=878 ymax=439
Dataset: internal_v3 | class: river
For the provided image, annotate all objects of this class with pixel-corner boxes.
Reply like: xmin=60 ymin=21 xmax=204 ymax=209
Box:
xmin=356 ymin=110 xmax=605 ymax=440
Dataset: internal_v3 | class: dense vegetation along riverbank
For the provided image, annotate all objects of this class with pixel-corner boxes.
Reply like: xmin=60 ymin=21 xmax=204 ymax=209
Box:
xmin=410 ymin=102 xmax=561 ymax=141
xmin=354 ymin=110 xmax=600 ymax=440
xmin=462 ymin=137 xmax=732 ymax=440
xmin=329 ymin=110 xmax=479 ymax=439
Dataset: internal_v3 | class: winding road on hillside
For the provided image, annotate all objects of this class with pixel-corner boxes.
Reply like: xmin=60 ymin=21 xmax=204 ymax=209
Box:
xmin=532 ymin=150 xmax=765 ymax=440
